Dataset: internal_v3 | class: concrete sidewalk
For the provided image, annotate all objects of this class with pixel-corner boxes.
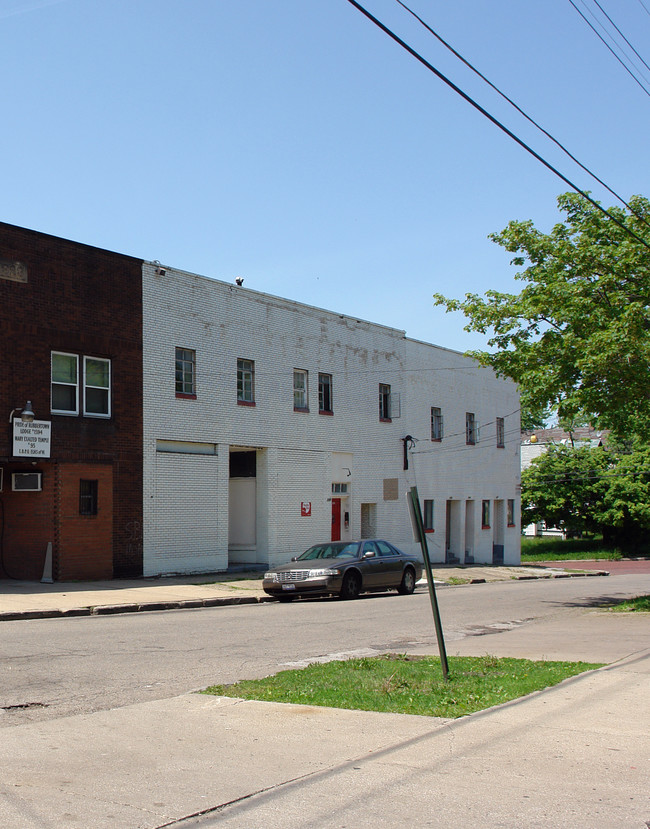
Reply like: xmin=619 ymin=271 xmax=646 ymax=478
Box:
xmin=0 ymin=563 xmax=608 ymax=621
xmin=0 ymin=613 xmax=647 ymax=828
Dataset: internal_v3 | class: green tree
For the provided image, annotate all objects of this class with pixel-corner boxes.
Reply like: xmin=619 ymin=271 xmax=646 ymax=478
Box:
xmin=433 ymin=192 xmax=650 ymax=438
xmin=521 ymin=444 xmax=609 ymax=536
xmin=600 ymin=443 xmax=650 ymax=547
xmin=522 ymin=441 xmax=650 ymax=549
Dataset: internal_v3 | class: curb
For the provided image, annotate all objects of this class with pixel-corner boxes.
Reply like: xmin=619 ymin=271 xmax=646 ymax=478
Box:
xmin=0 ymin=595 xmax=277 ymax=622
xmin=0 ymin=570 xmax=609 ymax=622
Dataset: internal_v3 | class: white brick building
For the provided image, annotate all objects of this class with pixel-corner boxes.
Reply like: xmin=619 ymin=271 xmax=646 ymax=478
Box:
xmin=142 ymin=263 xmax=521 ymax=576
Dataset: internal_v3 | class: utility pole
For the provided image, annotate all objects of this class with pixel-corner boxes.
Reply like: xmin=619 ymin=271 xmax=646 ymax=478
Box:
xmin=408 ymin=486 xmax=449 ymax=680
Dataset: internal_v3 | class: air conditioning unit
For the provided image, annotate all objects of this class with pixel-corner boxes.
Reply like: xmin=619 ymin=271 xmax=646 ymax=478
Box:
xmin=12 ymin=472 xmax=42 ymax=492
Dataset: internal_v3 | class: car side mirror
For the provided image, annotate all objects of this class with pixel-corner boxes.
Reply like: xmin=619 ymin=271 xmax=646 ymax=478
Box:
xmin=291 ymin=556 xmax=298 ymax=562
xmin=363 ymin=550 xmax=376 ymax=559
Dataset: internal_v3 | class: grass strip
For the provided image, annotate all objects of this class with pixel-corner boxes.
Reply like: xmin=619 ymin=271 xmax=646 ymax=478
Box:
xmin=607 ymin=595 xmax=650 ymax=612
xmin=520 ymin=537 xmax=622 ymax=562
xmin=202 ymin=654 xmax=602 ymax=718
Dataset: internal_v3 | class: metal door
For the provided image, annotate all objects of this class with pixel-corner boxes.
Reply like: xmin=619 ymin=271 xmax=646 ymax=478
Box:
xmin=331 ymin=498 xmax=341 ymax=541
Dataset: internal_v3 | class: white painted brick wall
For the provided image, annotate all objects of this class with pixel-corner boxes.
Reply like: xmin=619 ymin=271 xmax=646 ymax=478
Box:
xmin=142 ymin=264 xmax=520 ymax=575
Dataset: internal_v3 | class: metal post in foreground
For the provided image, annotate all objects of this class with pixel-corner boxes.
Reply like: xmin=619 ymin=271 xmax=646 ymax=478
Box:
xmin=408 ymin=486 xmax=449 ymax=680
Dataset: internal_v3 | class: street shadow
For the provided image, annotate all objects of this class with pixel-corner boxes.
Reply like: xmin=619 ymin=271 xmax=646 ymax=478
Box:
xmin=543 ymin=595 xmax=627 ymax=608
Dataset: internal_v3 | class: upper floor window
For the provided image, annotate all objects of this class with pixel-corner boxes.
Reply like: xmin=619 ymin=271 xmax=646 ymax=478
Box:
xmin=175 ymin=348 xmax=196 ymax=397
xmin=237 ymin=358 xmax=255 ymax=404
xmin=52 ymin=352 xmax=79 ymax=414
xmin=84 ymin=357 xmax=111 ymax=417
xmin=51 ymin=352 xmax=110 ymax=418
xmin=318 ymin=372 xmax=333 ymax=414
xmin=431 ymin=407 xmax=443 ymax=441
xmin=293 ymin=369 xmax=309 ymax=411
xmin=379 ymin=383 xmax=391 ymax=421
xmin=496 ymin=416 xmax=505 ymax=448
xmin=466 ymin=412 xmax=476 ymax=445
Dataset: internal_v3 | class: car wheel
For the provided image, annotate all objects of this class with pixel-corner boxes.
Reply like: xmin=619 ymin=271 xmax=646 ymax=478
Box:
xmin=397 ymin=567 xmax=416 ymax=595
xmin=339 ymin=570 xmax=361 ymax=600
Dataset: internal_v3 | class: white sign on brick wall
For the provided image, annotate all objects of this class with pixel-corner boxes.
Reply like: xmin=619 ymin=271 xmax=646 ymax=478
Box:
xmin=12 ymin=420 xmax=51 ymax=458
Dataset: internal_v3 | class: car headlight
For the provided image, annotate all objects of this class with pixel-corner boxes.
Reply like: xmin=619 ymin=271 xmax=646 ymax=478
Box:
xmin=309 ymin=568 xmax=340 ymax=577
xmin=264 ymin=572 xmax=276 ymax=580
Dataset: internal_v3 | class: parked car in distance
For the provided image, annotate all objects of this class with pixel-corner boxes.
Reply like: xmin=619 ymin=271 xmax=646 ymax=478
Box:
xmin=263 ymin=539 xmax=423 ymax=602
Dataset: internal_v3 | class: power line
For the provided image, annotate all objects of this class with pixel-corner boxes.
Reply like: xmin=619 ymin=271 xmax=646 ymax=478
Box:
xmin=635 ymin=0 xmax=650 ymax=19
xmin=567 ymin=0 xmax=650 ymax=96
xmin=344 ymin=0 xmax=650 ymax=251
xmin=393 ymin=0 xmax=650 ymax=226
xmin=590 ymin=0 xmax=650 ymax=76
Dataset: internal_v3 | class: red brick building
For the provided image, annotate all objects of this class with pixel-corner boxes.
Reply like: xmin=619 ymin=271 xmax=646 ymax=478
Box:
xmin=0 ymin=223 xmax=143 ymax=580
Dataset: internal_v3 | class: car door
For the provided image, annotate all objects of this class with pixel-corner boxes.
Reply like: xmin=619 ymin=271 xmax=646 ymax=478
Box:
xmin=374 ymin=540 xmax=403 ymax=587
xmin=358 ymin=540 xmax=383 ymax=589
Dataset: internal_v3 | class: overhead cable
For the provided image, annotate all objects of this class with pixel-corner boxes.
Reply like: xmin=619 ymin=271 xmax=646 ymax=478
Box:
xmin=344 ymin=0 xmax=650 ymax=251
xmin=567 ymin=0 xmax=650 ymax=96
xmin=590 ymin=0 xmax=650 ymax=76
xmin=394 ymin=0 xmax=648 ymax=225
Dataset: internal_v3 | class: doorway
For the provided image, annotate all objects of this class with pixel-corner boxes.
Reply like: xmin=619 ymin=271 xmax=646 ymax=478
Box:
xmin=492 ymin=499 xmax=505 ymax=564
xmin=331 ymin=498 xmax=341 ymax=541
xmin=229 ymin=450 xmax=257 ymax=565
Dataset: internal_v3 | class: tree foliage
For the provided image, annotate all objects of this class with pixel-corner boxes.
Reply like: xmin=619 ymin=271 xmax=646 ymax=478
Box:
xmin=433 ymin=192 xmax=650 ymax=438
xmin=522 ymin=442 xmax=650 ymax=549
xmin=521 ymin=444 xmax=609 ymax=537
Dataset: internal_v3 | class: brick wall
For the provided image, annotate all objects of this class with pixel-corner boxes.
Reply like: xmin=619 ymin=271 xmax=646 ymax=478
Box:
xmin=57 ymin=463 xmax=113 ymax=580
xmin=0 ymin=463 xmax=55 ymax=580
xmin=0 ymin=223 xmax=143 ymax=579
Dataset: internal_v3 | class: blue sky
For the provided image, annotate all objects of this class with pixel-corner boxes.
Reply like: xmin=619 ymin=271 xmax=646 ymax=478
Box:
xmin=2 ymin=0 xmax=648 ymax=351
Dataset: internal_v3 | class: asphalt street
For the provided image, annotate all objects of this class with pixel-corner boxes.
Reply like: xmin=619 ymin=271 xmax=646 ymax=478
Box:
xmin=0 ymin=569 xmax=648 ymax=828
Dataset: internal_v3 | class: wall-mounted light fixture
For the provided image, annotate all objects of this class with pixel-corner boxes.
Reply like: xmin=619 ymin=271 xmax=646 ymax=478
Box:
xmin=153 ymin=260 xmax=166 ymax=276
xmin=402 ymin=435 xmax=416 ymax=470
xmin=9 ymin=401 xmax=35 ymax=423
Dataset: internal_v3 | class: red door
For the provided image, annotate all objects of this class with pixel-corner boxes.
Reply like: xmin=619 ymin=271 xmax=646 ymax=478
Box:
xmin=331 ymin=498 xmax=341 ymax=541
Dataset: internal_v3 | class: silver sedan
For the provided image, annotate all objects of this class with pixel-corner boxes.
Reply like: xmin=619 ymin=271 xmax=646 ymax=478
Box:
xmin=263 ymin=539 xmax=422 ymax=602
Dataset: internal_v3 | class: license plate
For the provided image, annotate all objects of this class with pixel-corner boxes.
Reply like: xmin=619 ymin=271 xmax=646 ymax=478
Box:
xmin=282 ymin=584 xmax=296 ymax=591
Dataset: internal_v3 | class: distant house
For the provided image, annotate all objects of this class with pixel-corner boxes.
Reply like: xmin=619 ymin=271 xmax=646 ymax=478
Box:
xmin=520 ymin=426 xmax=608 ymax=537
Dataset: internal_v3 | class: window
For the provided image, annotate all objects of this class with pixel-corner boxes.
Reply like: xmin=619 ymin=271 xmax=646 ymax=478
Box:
xmin=175 ymin=348 xmax=196 ymax=397
xmin=52 ymin=352 xmax=110 ymax=418
xmin=482 ymin=499 xmax=491 ymax=528
xmin=507 ymin=498 xmax=516 ymax=527
xmin=52 ymin=352 xmax=79 ymax=414
xmin=431 ymin=407 xmax=443 ymax=441
xmin=237 ymin=358 xmax=255 ymax=404
xmin=331 ymin=482 xmax=348 ymax=494
xmin=84 ymin=357 xmax=111 ymax=417
xmin=496 ymin=416 xmax=505 ymax=448
xmin=293 ymin=369 xmax=308 ymax=411
xmin=318 ymin=373 xmax=333 ymax=414
xmin=379 ymin=383 xmax=391 ymax=421
xmin=423 ymin=499 xmax=434 ymax=532
xmin=466 ymin=412 xmax=477 ymax=445
xmin=79 ymin=479 xmax=98 ymax=516
xmin=375 ymin=540 xmax=398 ymax=557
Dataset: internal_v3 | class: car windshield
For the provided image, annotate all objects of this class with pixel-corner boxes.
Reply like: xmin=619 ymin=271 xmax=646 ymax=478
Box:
xmin=297 ymin=543 xmax=360 ymax=560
